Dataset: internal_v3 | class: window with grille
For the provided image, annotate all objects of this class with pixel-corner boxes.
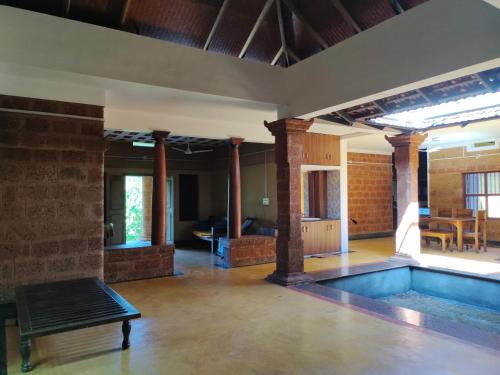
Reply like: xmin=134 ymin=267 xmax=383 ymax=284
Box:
xmin=464 ymin=172 xmax=500 ymax=218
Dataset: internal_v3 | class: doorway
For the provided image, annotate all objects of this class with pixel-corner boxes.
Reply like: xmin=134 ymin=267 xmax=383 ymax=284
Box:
xmin=125 ymin=175 xmax=153 ymax=243
xmin=167 ymin=176 xmax=174 ymax=243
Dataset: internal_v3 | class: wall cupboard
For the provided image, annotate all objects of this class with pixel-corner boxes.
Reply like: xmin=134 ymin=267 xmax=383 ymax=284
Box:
xmin=303 ymin=133 xmax=340 ymax=166
xmin=301 ymin=220 xmax=341 ymax=255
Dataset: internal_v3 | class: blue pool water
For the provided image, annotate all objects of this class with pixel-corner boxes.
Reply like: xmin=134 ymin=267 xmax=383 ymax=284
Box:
xmin=319 ymin=267 xmax=500 ymax=333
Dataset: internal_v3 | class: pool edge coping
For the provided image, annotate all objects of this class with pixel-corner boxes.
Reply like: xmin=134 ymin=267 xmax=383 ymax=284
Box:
xmin=291 ymin=262 xmax=500 ymax=354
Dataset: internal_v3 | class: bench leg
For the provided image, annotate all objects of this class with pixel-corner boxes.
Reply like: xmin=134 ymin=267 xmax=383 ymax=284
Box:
xmin=122 ymin=320 xmax=131 ymax=350
xmin=20 ymin=338 xmax=33 ymax=372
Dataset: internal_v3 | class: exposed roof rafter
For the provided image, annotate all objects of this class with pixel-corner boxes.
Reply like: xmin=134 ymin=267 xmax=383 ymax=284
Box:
xmin=203 ymin=0 xmax=230 ymax=51
xmin=390 ymin=0 xmax=405 ymax=15
xmin=275 ymin=0 xmax=289 ymax=66
xmin=336 ymin=110 xmax=355 ymax=124
xmin=475 ymin=74 xmax=495 ymax=93
xmin=281 ymin=0 xmax=329 ymax=50
xmin=286 ymin=47 xmax=301 ymax=63
xmin=64 ymin=0 xmax=71 ymax=17
xmin=238 ymin=0 xmax=274 ymax=59
xmin=328 ymin=0 xmax=362 ymax=34
xmin=120 ymin=0 xmax=131 ymax=26
xmin=416 ymin=88 xmax=433 ymax=104
xmin=271 ymin=46 xmax=284 ymax=66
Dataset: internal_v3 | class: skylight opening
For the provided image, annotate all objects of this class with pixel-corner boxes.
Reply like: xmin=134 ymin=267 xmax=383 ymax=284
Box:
xmin=370 ymin=92 xmax=500 ymax=129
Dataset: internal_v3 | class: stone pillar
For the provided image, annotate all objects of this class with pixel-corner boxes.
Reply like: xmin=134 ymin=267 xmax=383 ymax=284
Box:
xmin=265 ymin=118 xmax=313 ymax=285
xmin=386 ymin=133 xmax=427 ymax=258
xmin=152 ymin=131 xmax=169 ymax=245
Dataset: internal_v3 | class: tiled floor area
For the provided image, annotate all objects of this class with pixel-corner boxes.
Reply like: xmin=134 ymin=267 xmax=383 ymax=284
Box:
xmin=6 ymin=238 xmax=500 ymax=374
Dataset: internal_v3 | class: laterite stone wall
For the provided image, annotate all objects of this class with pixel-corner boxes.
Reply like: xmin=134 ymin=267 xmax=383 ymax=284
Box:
xmin=348 ymin=152 xmax=393 ymax=237
xmin=104 ymin=244 xmax=174 ymax=283
xmin=0 ymin=95 xmax=105 ymax=302
xmin=429 ymin=146 xmax=500 ymax=241
xmin=218 ymin=235 xmax=276 ymax=268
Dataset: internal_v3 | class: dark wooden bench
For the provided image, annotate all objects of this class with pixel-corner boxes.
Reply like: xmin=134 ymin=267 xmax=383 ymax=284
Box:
xmin=15 ymin=278 xmax=141 ymax=372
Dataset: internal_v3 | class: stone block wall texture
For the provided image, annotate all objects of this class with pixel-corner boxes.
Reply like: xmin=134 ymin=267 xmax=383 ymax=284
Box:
xmin=104 ymin=244 xmax=174 ymax=283
xmin=348 ymin=152 xmax=393 ymax=236
xmin=0 ymin=95 xmax=105 ymax=302
xmin=429 ymin=147 xmax=500 ymax=241
xmin=219 ymin=235 xmax=276 ymax=268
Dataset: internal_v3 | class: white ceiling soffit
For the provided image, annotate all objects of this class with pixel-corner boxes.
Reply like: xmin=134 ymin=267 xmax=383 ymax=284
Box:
xmin=422 ymin=118 xmax=500 ymax=149
xmin=0 ymin=5 xmax=284 ymax=105
xmin=482 ymin=0 xmax=500 ymax=9
xmin=1 ymin=0 xmax=499 ymax=119
xmin=347 ymin=118 xmax=500 ymax=155
xmin=283 ymin=0 xmax=500 ymax=118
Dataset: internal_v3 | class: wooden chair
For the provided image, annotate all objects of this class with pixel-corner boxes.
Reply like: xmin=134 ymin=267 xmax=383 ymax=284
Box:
xmin=421 ymin=229 xmax=454 ymax=253
xmin=463 ymin=210 xmax=488 ymax=253
xmin=428 ymin=207 xmax=454 ymax=233
xmin=437 ymin=208 xmax=453 ymax=217
xmin=455 ymin=208 xmax=473 ymax=218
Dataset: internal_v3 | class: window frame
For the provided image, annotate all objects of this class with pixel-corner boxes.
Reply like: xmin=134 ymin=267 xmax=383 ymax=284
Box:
xmin=463 ymin=171 xmax=500 ymax=219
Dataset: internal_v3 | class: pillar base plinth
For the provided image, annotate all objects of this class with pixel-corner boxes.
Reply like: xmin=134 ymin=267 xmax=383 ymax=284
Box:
xmin=266 ymin=271 xmax=313 ymax=286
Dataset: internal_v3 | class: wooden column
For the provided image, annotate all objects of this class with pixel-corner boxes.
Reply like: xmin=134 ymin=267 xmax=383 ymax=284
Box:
xmin=265 ymin=118 xmax=313 ymax=285
xmin=151 ymin=131 xmax=169 ymax=245
xmin=228 ymin=137 xmax=244 ymax=239
xmin=386 ymin=133 xmax=427 ymax=258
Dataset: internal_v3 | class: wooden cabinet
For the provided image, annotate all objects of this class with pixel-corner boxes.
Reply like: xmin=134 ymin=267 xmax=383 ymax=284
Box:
xmin=301 ymin=220 xmax=341 ymax=255
xmin=303 ymin=133 xmax=340 ymax=166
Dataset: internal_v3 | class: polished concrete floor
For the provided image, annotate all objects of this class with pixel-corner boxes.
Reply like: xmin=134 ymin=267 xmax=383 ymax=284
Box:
xmin=6 ymin=238 xmax=500 ymax=374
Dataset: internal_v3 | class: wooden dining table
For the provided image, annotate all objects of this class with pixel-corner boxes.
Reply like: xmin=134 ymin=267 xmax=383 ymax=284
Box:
xmin=421 ymin=216 xmax=475 ymax=252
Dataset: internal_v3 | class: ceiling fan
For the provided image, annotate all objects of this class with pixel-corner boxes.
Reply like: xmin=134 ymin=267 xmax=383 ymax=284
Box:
xmin=171 ymin=143 xmax=213 ymax=155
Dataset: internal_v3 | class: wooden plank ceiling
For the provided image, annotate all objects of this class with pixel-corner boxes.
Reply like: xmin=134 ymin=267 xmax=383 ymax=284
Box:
xmin=2 ymin=0 xmax=428 ymax=66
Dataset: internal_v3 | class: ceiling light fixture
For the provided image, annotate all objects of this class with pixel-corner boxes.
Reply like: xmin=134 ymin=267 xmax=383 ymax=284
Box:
xmin=132 ymin=141 xmax=155 ymax=148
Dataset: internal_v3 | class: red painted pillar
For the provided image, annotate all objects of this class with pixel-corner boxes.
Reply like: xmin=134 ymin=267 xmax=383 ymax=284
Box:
xmin=229 ymin=137 xmax=244 ymax=239
xmin=386 ymin=133 xmax=427 ymax=258
xmin=265 ymin=118 xmax=313 ymax=285
xmin=151 ymin=131 xmax=169 ymax=245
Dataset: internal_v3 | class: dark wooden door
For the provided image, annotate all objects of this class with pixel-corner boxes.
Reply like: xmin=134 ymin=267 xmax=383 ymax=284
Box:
xmin=105 ymin=174 xmax=125 ymax=245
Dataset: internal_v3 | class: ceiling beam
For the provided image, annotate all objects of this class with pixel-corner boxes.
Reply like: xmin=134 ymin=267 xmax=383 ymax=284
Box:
xmin=120 ymin=0 xmax=131 ymax=26
xmin=281 ymin=0 xmax=329 ymax=50
xmin=203 ymin=0 xmax=230 ymax=51
xmin=275 ymin=0 xmax=289 ymax=66
xmin=238 ymin=0 xmax=274 ymax=59
xmin=328 ymin=0 xmax=362 ymax=34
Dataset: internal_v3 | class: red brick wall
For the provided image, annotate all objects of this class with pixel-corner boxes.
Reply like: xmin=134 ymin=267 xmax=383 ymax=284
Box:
xmin=348 ymin=152 xmax=393 ymax=237
xmin=0 ymin=96 xmax=105 ymax=302
xmin=104 ymin=244 xmax=174 ymax=283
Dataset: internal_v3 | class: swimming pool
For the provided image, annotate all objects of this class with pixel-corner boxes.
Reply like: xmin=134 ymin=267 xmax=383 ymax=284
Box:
xmin=294 ymin=263 xmax=500 ymax=351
